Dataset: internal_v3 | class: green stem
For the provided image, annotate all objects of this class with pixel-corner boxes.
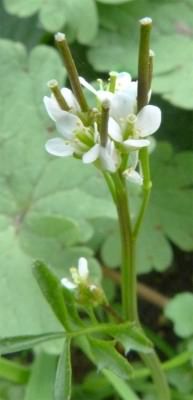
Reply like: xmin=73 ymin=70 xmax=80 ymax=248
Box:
xmin=111 ymin=172 xmax=170 ymax=399
xmin=112 ymin=173 xmax=138 ymax=321
xmin=130 ymin=351 xmax=193 ymax=381
xmin=140 ymin=352 xmax=171 ymax=399
xmin=133 ymin=147 xmax=152 ymax=238
xmin=136 ymin=17 xmax=171 ymax=399
xmin=0 ymin=357 xmax=30 ymax=384
xmin=55 ymin=32 xmax=88 ymax=112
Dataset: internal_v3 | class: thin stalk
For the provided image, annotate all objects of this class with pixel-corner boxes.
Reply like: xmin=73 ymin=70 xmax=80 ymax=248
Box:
xmin=137 ymin=17 xmax=152 ymax=111
xmin=133 ymin=147 xmax=152 ymax=238
xmin=136 ymin=17 xmax=171 ymax=400
xmin=112 ymin=173 xmax=138 ymax=321
xmin=47 ymin=79 xmax=70 ymax=111
xmin=55 ymin=32 xmax=88 ymax=112
xmin=100 ymin=100 xmax=110 ymax=146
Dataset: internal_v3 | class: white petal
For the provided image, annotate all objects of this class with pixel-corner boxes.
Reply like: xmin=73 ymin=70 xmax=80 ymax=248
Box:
xmin=45 ymin=138 xmax=74 ymax=157
xmin=136 ymin=105 xmax=161 ymax=137
xmin=79 ymin=77 xmax=97 ymax=95
xmin=56 ymin=113 xmax=83 ymax=139
xmin=108 ymin=117 xmax=122 ymax=142
xmin=128 ymin=151 xmax=139 ymax=170
xmin=61 ymin=88 xmax=80 ymax=111
xmin=123 ymin=138 xmax=150 ymax=150
xmin=78 ymin=257 xmax=89 ymax=280
xmin=82 ymin=143 xmax=100 ymax=164
xmin=116 ymin=72 xmax=132 ymax=91
xmin=43 ymin=96 xmax=64 ymax=121
xmin=61 ymin=278 xmax=77 ymax=290
xmin=99 ymin=144 xmax=118 ymax=173
xmin=124 ymin=170 xmax=143 ymax=186
xmin=97 ymin=90 xmax=114 ymax=103
xmin=110 ymin=92 xmax=136 ymax=121
xmin=90 ymin=284 xmax=97 ymax=291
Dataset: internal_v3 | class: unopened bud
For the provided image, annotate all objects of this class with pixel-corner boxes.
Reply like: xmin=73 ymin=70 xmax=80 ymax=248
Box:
xmin=55 ymin=32 xmax=66 ymax=42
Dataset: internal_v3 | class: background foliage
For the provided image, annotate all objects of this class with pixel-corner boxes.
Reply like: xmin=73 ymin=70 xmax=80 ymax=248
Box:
xmin=0 ymin=0 xmax=193 ymax=399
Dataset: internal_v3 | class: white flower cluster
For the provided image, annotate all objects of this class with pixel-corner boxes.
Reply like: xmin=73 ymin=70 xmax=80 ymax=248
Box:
xmin=44 ymin=72 xmax=161 ymax=184
xmin=61 ymin=257 xmax=106 ymax=306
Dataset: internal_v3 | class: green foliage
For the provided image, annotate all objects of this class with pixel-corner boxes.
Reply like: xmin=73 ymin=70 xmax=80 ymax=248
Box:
xmin=101 ymin=143 xmax=193 ymax=273
xmin=0 ymin=2 xmax=43 ymax=48
xmin=0 ymin=332 xmax=64 ymax=355
xmin=88 ymin=337 xmax=133 ymax=379
xmin=0 ymin=39 xmax=108 ymax=337
xmin=88 ymin=0 xmax=193 ymax=109
xmin=55 ymin=338 xmax=72 ymax=400
xmin=24 ymin=352 xmax=57 ymax=400
xmin=33 ymin=261 xmax=70 ymax=329
xmin=3 ymin=0 xmax=98 ymax=44
xmin=96 ymin=0 xmax=132 ymax=4
xmin=0 ymin=37 xmax=192 ymax=339
xmin=103 ymin=370 xmax=140 ymax=400
xmin=0 ymin=380 xmax=24 ymax=400
xmin=165 ymin=292 xmax=193 ymax=338
xmin=109 ymin=323 xmax=153 ymax=353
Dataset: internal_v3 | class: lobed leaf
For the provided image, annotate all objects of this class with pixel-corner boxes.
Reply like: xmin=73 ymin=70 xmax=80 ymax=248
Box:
xmin=88 ymin=337 xmax=133 ymax=379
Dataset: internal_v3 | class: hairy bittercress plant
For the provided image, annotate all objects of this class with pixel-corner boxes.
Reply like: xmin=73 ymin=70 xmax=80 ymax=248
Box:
xmin=0 ymin=17 xmax=171 ymax=400
xmin=34 ymin=17 xmax=171 ymax=400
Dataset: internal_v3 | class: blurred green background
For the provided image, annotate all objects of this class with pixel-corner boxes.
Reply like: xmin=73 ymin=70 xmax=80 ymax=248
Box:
xmin=0 ymin=0 xmax=193 ymax=399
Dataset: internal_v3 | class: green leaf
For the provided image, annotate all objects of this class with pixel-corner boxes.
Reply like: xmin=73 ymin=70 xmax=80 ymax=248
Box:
xmin=89 ymin=337 xmax=133 ymax=379
xmin=0 ymin=39 xmax=114 ymax=337
xmin=108 ymin=322 xmax=153 ymax=354
xmin=164 ymin=292 xmax=193 ymax=338
xmin=3 ymin=0 xmax=98 ymax=44
xmin=88 ymin=0 xmax=193 ymax=109
xmin=0 ymin=332 xmax=64 ymax=355
xmin=97 ymin=0 xmax=132 ymax=3
xmin=0 ymin=357 xmax=30 ymax=384
xmin=25 ymin=352 xmax=57 ymax=400
xmin=103 ymin=370 xmax=140 ymax=400
xmin=101 ymin=143 xmax=193 ymax=274
xmin=0 ymin=1 xmax=43 ymax=48
xmin=54 ymin=338 xmax=72 ymax=400
xmin=33 ymin=261 xmax=69 ymax=330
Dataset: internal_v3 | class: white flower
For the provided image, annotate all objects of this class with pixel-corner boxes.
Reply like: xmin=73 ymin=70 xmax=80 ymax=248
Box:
xmin=82 ymin=122 xmax=119 ymax=173
xmin=45 ymin=102 xmax=120 ymax=173
xmin=109 ymin=105 xmax=161 ymax=151
xmin=123 ymin=152 xmax=143 ymax=186
xmin=79 ymin=73 xmax=138 ymax=121
xmin=43 ymin=87 xmax=80 ymax=121
xmin=61 ymin=257 xmax=90 ymax=290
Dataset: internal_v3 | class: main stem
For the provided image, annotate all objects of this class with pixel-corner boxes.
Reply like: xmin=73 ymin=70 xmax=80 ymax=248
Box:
xmin=112 ymin=173 xmax=170 ymax=400
xmin=113 ymin=173 xmax=138 ymax=321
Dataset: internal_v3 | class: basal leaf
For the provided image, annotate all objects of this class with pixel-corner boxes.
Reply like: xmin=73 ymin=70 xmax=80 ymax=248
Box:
xmin=164 ymin=292 xmax=193 ymax=338
xmin=3 ymin=0 xmax=98 ymax=44
xmin=88 ymin=0 xmax=193 ymax=109
xmin=101 ymin=143 xmax=193 ymax=274
xmin=0 ymin=39 xmax=112 ymax=336
xmin=0 ymin=2 xmax=43 ymax=48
